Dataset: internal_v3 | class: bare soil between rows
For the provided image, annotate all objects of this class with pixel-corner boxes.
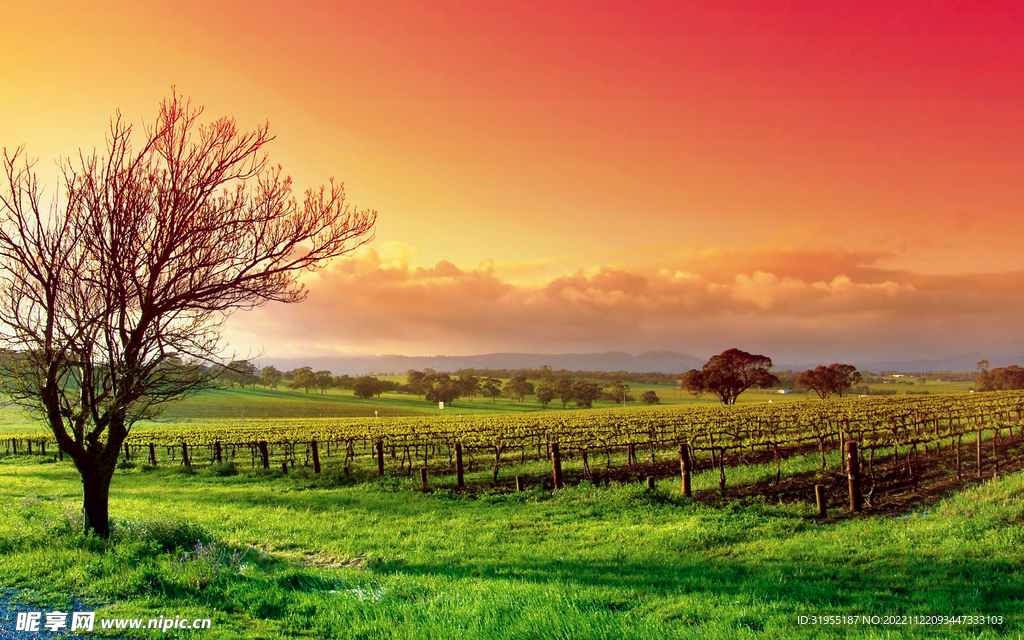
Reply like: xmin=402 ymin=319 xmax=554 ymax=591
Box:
xmin=451 ymin=432 xmax=1024 ymax=520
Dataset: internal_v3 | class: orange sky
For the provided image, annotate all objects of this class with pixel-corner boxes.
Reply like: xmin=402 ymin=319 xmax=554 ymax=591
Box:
xmin=3 ymin=1 xmax=1023 ymax=362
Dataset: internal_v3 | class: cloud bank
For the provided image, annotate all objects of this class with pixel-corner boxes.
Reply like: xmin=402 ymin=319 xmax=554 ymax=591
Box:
xmin=222 ymin=246 xmax=1024 ymax=362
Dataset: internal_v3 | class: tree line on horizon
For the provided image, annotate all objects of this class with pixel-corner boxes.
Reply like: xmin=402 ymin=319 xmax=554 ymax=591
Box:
xmin=215 ymin=361 xmax=661 ymax=408
xmin=212 ymin=350 xmax=866 ymax=407
xmin=212 ymin=352 xmax=1024 ymax=409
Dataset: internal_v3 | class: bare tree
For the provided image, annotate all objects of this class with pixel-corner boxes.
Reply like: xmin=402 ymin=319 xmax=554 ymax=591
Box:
xmin=0 ymin=93 xmax=376 ymax=536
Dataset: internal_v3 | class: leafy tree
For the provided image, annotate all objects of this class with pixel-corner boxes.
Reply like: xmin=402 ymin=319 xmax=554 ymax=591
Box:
xmin=993 ymin=366 xmax=1024 ymax=390
xmin=456 ymin=374 xmax=479 ymax=400
xmin=503 ymin=374 xmax=535 ymax=403
xmin=976 ymin=364 xmax=1024 ymax=391
xmin=537 ymin=364 xmax=555 ymax=385
xmin=333 ymin=374 xmax=355 ymax=390
xmin=314 ymin=370 xmax=335 ymax=395
xmin=640 ymin=390 xmax=660 ymax=405
xmin=681 ymin=348 xmax=779 ymax=405
xmin=415 ymin=371 xmax=462 ymax=405
xmin=425 ymin=381 xmax=461 ymax=405
xmin=223 ymin=360 xmax=259 ymax=388
xmin=480 ymin=377 xmax=502 ymax=403
xmin=259 ymin=366 xmax=283 ymax=389
xmin=797 ymin=364 xmax=862 ymax=399
xmin=535 ymin=384 xmax=556 ymax=409
xmin=352 ymin=375 xmax=385 ymax=399
xmin=825 ymin=364 xmax=861 ymax=398
xmin=571 ymin=380 xmax=602 ymax=408
xmin=552 ymin=378 xmax=575 ymax=409
xmin=0 ymin=93 xmax=375 ymax=536
xmin=974 ymin=361 xmax=994 ymax=392
xmin=406 ymin=370 xmax=429 ymax=397
xmin=797 ymin=366 xmax=831 ymax=399
xmin=602 ymin=381 xmax=634 ymax=404
xmin=289 ymin=368 xmax=317 ymax=393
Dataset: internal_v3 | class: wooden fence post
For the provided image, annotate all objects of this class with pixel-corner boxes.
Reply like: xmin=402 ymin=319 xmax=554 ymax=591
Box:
xmin=646 ymin=476 xmax=655 ymax=490
xmin=846 ymin=441 xmax=862 ymax=512
xmin=215 ymin=442 xmax=223 ymax=464
xmin=420 ymin=467 xmax=429 ymax=491
xmin=956 ymin=434 xmax=962 ymax=478
xmin=718 ymin=448 xmax=726 ymax=492
xmin=311 ymin=440 xmax=321 ymax=474
xmin=993 ymin=427 xmax=999 ymax=478
xmin=259 ymin=441 xmax=270 ymax=469
xmin=977 ymin=428 xmax=983 ymax=478
xmin=123 ymin=443 xmax=129 ymax=461
xmin=455 ymin=442 xmax=465 ymax=489
xmin=839 ymin=432 xmax=846 ymax=474
xmin=679 ymin=443 xmax=692 ymax=497
xmin=815 ymin=484 xmax=826 ymax=518
xmin=551 ymin=442 xmax=563 ymax=489
xmin=149 ymin=443 xmax=157 ymax=465
xmin=182 ymin=442 xmax=191 ymax=467
xmin=375 ymin=440 xmax=384 ymax=476
xmin=515 ymin=475 xmax=524 ymax=492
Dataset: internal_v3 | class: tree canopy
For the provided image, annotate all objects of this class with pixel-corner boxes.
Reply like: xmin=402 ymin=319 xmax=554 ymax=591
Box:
xmin=975 ymin=364 xmax=1024 ymax=392
xmin=681 ymin=348 xmax=779 ymax=405
xmin=797 ymin=364 xmax=862 ymax=399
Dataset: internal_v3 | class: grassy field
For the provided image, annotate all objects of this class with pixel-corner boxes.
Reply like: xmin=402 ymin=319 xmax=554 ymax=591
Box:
xmin=0 ymin=452 xmax=1021 ymax=639
xmin=2 ymin=381 xmax=1007 ymax=638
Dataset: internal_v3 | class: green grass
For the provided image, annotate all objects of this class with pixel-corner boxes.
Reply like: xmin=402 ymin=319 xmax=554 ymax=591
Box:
xmin=0 ymin=453 xmax=1021 ymax=638
xmin=0 ymin=401 xmax=48 ymax=435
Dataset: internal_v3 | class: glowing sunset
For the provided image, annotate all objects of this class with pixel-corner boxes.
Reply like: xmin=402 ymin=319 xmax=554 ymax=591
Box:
xmin=3 ymin=1 xmax=1022 ymax=362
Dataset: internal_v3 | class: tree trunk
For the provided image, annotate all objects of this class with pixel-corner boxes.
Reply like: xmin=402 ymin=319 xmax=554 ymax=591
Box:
xmin=80 ymin=463 xmax=115 ymax=538
xmin=49 ymin=397 xmax=127 ymax=539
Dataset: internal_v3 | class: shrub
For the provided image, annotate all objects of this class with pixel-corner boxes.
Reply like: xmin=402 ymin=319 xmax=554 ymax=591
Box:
xmin=208 ymin=461 xmax=239 ymax=477
xmin=168 ymin=540 xmax=246 ymax=590
xmin=113 ymin=519 xmax=212 ymax=552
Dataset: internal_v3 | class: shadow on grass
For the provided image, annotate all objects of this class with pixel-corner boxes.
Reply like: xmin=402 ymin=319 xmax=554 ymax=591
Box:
xmin=370 ymin=552 xmax=1024 ymax=622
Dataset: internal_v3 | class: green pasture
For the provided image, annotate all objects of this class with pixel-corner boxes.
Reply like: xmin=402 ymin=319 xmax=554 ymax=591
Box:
xmin=0 ymin=402 xmax=46 ymax=435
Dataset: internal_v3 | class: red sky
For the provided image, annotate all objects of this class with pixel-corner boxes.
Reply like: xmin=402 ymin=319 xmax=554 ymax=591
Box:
xmin=3 ymin=1 xmax=1023 ymax=362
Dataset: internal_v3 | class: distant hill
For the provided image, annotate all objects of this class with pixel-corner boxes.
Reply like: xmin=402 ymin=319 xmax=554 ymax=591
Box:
xmin=779 ymin=354 xmax=1024 ymax=374
xmin=260 ymin=351 xmax=706 ymax=376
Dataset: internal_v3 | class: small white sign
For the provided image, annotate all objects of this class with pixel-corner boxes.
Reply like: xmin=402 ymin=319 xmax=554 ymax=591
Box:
xmin=439 ymin=402 xmax=444 ymax=410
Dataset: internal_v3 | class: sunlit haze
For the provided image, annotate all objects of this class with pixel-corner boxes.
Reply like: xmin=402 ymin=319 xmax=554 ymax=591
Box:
xmin=4 ymin=1 xmax=1023 ymax=364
